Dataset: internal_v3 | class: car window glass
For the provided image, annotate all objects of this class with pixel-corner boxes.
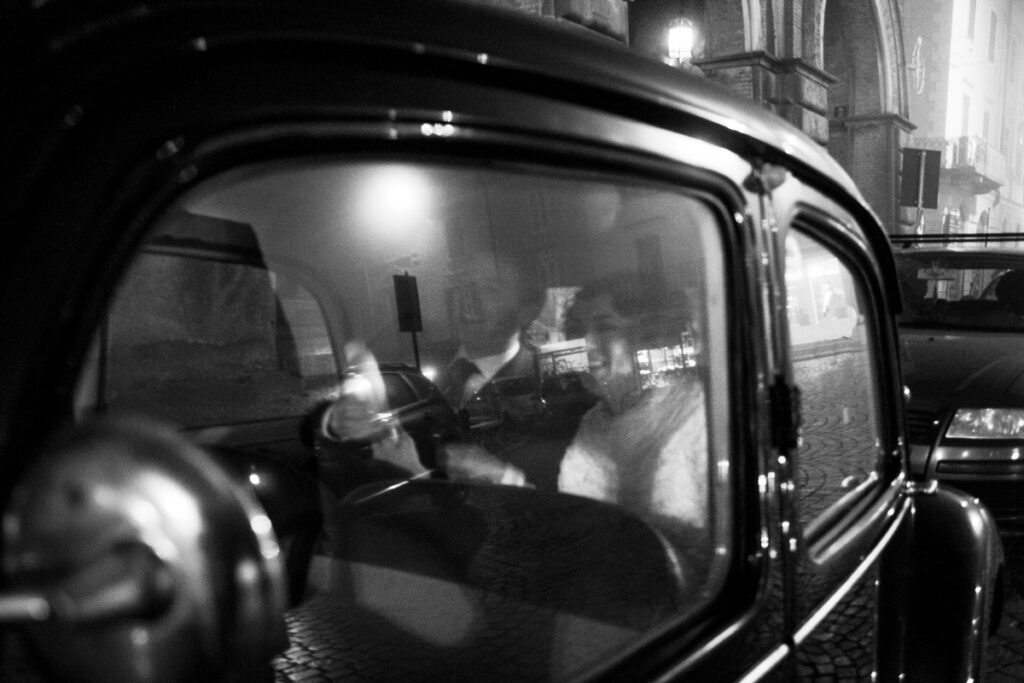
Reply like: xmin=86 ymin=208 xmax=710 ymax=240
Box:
xmin=895 ymin=251 xmax=1024 ymax=330
xmin=405 ymin=373 xmax=435 ymax=398
xmin=382 ymin=372 xmax=417 ymax=409
xmin=104 ymin=158 xmax=732 ymax=680
xmin=786 ymin=229 xmax=884 ymax=526
xmin=101 ymin=254 xmax=337 ymax=427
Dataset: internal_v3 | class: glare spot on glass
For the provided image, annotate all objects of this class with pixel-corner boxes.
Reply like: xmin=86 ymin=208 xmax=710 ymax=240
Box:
xmin=136 ymin=476 xmax=202 ymax=538
xmin=734 ymin=211 xmax=744 ymax=224
xmin=250 ymin=514 xmax=273 ymax=537
xmin=421 ymin=365 xmax=438 ymax=381
xmin=261 ymin=539 xmax=280 ymax=561
xmin=716 ymin=459 xmax=730 ymax=480
xmin=355 ymin=165 xmax=432 ymax=237
xmin=248 ymin=472 xmax=261 ymax=487
xmin=237 ymin=558 xmax=260 ymax=585
xmin=343 ymin=374 xmax=373 ymax=402
xmin=420 ymin=122 xmax=455 ymax=137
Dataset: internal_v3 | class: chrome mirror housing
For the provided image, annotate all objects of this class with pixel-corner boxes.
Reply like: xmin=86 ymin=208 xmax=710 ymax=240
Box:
xmin=0 ymin=416 xmax=288 ymax=682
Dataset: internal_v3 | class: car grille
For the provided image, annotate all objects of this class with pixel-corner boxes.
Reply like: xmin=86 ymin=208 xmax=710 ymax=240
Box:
xmin=906 ymin=408 xmax=942 ymax=445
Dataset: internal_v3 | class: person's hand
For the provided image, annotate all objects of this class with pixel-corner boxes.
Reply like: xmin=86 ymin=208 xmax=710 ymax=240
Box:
xmin=439 ymin=442 xmax=528 ymax=486
xmin=322 ymin=341 xmax=392 ymax=445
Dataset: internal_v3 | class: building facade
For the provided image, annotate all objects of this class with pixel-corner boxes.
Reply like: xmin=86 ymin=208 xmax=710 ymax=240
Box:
xmin=902 ymin=0 xmax=1024 ymax=240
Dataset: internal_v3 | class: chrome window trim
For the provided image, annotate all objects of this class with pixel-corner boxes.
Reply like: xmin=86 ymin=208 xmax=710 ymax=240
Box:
xmin=734 ymin=643 xmax=791 ymax=683
xmin=793 ymin=497 xmax=909 ymax=645
xmin=731 ymin=497 xmax=909 ymax=682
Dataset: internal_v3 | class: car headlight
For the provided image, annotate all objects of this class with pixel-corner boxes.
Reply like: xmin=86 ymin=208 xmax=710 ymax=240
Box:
xmin=945 ymin=408 xmax=1024 ymax=439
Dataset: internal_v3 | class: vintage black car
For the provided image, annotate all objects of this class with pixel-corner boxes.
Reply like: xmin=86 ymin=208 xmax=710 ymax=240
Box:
xmin=0 ymin=0 xmax=1005 ymax=681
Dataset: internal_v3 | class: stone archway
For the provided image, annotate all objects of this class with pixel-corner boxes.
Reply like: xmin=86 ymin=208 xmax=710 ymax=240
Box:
xmin=654 ymin=0 xmax=915 ymax=232
xmin=816 ymin=0 xmax=913 ymax=233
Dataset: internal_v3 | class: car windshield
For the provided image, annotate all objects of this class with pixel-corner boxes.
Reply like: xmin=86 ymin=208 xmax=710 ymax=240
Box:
xmin=894 ymin=250 xmax=1024 ymax=331
xmin=79 ymin=157 xmax=731 ymax=680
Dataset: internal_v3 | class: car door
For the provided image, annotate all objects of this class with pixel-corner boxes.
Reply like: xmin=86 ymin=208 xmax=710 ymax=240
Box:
xmin=771 ymin=181 xmax=1002 ymax=681
xmin=777 ymin=200 xmax=908 ymax=679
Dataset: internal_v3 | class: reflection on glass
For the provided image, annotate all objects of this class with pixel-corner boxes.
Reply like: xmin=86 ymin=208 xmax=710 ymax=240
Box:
xmin=97 ymin=159 xmax=732 ymax=680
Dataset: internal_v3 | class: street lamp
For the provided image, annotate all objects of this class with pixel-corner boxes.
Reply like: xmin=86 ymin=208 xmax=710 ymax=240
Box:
xmin=666 ymin=19 xmax=696 ymax=67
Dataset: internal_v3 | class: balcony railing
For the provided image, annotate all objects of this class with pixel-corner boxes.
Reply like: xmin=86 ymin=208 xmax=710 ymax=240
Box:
xmin=914 ymin=136 xmax=1007 ymax=188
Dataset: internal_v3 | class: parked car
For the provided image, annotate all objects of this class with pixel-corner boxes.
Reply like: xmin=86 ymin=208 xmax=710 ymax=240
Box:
xmin=0 ymin=1 xmax=1004 ymax=681
xmin=541 ymin=372 xmax=600 ymax=425
xmin=894 ymin=246 xmax=1024 ymax=520
xmin=492 ymin=375 xmax=547 ymax=427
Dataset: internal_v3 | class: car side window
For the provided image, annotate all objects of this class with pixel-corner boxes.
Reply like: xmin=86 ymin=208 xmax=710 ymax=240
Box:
xmin=785 ymin=228 xmax=884 ymax=528
xmin=382 ymin=372 xmax=417 ymax=409
xmin=98 ymin=252 xmax=337 ymax=428
xmin=80 ymin=158 xmax=735 ymax=681
xmin=405 ymin=373 xmax=435 ymax=399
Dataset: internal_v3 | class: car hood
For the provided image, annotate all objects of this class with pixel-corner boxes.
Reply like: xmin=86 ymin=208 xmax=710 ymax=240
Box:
xmin=901 ymin=329 xmax=1024 ymax=412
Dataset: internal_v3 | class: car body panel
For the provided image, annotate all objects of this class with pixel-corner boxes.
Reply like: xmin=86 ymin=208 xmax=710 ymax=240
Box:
xmin=903 ymin=484 xmax=1005 ymax=679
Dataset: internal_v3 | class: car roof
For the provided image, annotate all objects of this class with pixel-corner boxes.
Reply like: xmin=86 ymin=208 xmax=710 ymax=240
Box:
xmin=3 ymin=0 xmax=865 ymax=199
xmin=1 ymin=0 xmax=896 ymax=305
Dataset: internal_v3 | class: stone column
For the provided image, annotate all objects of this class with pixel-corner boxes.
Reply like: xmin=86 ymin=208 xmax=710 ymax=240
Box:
xmin=695 ymin=54 xmax=835 ymax=146
xmin=829 ymin=113 xmax=915 ymax=232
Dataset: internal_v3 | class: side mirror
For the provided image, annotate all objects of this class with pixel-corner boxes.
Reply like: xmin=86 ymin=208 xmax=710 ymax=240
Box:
xmin=0 ymin=417 xmax=288 ymax=682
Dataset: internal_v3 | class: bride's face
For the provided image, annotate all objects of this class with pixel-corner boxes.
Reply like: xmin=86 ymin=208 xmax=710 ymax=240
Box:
xmin=569 ymin=293 xmax=634 ymax=397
